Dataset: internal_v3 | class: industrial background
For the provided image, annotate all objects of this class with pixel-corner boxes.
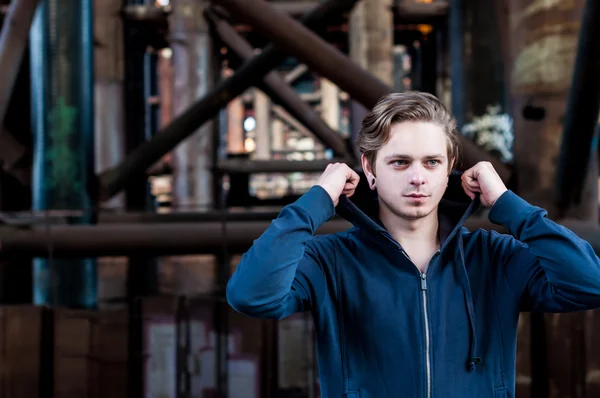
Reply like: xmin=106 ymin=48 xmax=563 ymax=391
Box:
xmin=0 ymin=0 xmax=597 ymax=396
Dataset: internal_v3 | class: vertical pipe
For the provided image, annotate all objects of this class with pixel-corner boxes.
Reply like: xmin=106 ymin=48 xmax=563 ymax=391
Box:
xmin=171 ymin=0 xmax=214 ymax=211
xmin=29 ymin=0 xmax=96 ymax=308
xmin=123 ymin=0 xmax=159 ymax=303
xmin=122 ymin=2 xmax=159 ymax=398
xmin=449 ymin=0 xmax=465 ymax=129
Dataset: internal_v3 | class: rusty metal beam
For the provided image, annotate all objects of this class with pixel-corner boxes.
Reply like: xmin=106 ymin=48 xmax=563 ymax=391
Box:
xmin=0 ymin=219 xmax=353 ymax=257
xmin=393 ymin=0 xmax=449 ymax=21
xmin=207 ymin=9 xmax=352 ymax=159
xmin=270 ymin=1 xmax=317 ymax=15
xmin=219 ymin=0 xmax=512 ymax=182
xmin=554 ymin=0 xmax=600 ymax=212
xmin=96 ymin=0 xmax=360 ymax=202
xmin=0 ymin=0 xmax=40 ymax=173
xmin=0 ymin=216 xmax=599 ymax=258
xmin=216 ymin=158 xmax=346 ymax=173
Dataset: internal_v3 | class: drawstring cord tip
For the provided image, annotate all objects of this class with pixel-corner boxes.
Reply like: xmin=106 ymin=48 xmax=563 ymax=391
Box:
xmin=468 ymin=357 xmax=482 ymax=372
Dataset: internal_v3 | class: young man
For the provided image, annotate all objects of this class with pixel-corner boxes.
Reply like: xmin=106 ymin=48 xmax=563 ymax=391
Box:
xmin=226 ymin=91 xmax=600 ymax=397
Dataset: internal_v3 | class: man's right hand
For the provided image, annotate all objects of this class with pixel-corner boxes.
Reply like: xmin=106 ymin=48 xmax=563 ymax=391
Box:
xmin=316 ymin=163 xmax=360 ymax=207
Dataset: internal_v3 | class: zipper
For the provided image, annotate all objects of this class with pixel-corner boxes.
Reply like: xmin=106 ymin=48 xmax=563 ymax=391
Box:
xmin=402 ymin=249 xmax=438 ymax=398
xmin=421 ymin=272 xmax=431 ymax=398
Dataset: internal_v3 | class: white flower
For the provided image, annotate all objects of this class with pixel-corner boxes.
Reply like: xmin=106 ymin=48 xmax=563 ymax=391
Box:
xmin=461 ymin=104 xmax=514 ymax=163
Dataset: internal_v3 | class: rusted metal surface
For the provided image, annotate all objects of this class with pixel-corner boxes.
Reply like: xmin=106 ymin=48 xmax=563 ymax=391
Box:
xmin=219 ymin=0 xmax=512 ymax=182
xmin=508 ymin=0 xmax=587 ymax=212
xmin=554 ymin=0 xmax=600 ymax=215
xmin=96 ymin=0 xmax=358 ymax=202
xmin=207 ymin=10 xmax=351 ymax=159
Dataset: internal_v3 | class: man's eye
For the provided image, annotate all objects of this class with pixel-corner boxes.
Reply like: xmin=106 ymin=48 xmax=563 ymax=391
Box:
xmin=427 ymin=160 xmax=440 ymax=166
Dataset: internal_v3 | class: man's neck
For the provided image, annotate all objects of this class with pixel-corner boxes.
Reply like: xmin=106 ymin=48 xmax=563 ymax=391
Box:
xmin=379 ymin=205 xmax=440 ymax=252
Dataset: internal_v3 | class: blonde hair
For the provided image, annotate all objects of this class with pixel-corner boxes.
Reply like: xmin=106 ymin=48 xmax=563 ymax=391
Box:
xmin=356 ymin=91 xmax=460 ymax=174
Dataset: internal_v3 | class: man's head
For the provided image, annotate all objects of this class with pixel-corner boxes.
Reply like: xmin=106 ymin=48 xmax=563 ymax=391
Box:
xmin=357 ymin=91 xmax=460 ymax=221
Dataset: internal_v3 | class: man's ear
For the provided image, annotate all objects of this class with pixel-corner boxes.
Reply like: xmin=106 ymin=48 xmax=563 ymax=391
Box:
xmin=361 ymin=154 xmax=372 ymax=176
xmin=361 ymin=154 xmax=377 ymax=189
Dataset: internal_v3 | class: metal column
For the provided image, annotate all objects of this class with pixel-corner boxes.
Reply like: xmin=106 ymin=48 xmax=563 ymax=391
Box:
xmin=29 ymin=0 xmax=96 ymax=308
xmin=123 ymin=0 xmax=160 ymax=301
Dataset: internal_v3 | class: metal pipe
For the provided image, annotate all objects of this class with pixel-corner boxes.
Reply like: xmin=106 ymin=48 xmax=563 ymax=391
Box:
xmin=1 ymin=217 xmax=600 ymax=258
xmin=448 ymin=0 xmax=465 ymax=129
xmin=554 ymin=0 xmax=600 ymax=212
xmin=394 ymin=1 xmax=449 ymax=21
xmin=218 ymin=0 xmax=512 ymax=182
xmin=96 ymin=0 xmax=360 ymax=202
xmin=206 ymin=10 xmax=351 ymax=159
xmin=216 ymin=158 xmax=347 ymax=174
xmin=0 ymin=0 xmax=40 ymax=172
xmin=0 ymin=209 xmax=283 ymax=225
xmin=0 ymin=219 xmax=354 ymax=257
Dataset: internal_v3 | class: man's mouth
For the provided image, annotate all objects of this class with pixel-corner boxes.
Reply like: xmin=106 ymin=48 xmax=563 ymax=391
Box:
xmin=405 ymin=194 xmax=429 ymax=198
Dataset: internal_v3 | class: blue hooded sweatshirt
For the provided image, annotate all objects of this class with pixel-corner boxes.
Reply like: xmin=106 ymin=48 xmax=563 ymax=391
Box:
xmin=226 ymin=172 xmax=600 ymax=398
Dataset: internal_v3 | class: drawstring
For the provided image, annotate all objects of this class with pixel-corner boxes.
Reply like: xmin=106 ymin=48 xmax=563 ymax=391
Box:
xmin=457 ymin=238 xmax=481 ymax=371
xmin=449 ymin=192 xmax=482 ymax=373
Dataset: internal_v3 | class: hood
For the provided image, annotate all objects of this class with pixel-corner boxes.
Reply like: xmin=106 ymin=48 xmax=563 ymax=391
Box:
xmin=336 ymin=169 xmax=483 ymax=371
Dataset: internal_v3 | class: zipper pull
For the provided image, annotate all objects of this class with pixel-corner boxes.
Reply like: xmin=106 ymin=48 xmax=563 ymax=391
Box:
xmin=420 ymin=273 xmax=427 ymax=290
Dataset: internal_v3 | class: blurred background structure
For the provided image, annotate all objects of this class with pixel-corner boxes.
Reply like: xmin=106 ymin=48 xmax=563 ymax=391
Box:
xmin=0 ymin=0 xmax=598 ymax=396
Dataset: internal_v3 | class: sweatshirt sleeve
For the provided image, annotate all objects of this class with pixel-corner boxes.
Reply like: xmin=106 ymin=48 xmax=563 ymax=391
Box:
xmin=226 ymin=185 xmax=335 ymax=320
xmin=488 ymin=190 xmax=600 ymax=312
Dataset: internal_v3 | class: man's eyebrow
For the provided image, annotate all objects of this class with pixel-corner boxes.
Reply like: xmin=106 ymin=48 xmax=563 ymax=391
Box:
xmin=383 ymin=153 xmax=446 ymax=161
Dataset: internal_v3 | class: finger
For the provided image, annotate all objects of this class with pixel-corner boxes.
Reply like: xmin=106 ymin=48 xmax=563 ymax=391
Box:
xmin=462 ymin=181 xmax=475 ymax=199
xmin=342 ymin=182 xmax=356 ymax=193
xmin=347 ymin=169 xmax=360 ymax=185
xmin=465 ymin=180 xmax=480 ymax=191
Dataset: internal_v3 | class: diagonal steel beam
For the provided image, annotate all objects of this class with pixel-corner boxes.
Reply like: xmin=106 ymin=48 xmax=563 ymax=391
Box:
xmin=218 ymin=0 xmax=512 ymax=183
xmin=96 ymin=0 xmax=360 ymax=202
xmin=554 ymin=0 xmax=600 ymax=213
xmin=206 ymin=9 xmax=352 ymax=159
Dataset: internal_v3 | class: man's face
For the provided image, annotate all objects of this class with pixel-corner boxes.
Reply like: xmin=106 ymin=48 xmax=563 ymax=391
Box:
xmin=367 ymin=121 xmax=452 ymax=221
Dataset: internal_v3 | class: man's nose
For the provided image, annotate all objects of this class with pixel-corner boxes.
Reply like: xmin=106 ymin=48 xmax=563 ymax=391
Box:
xmin=409 ymin=167 xmax=426 ymax=185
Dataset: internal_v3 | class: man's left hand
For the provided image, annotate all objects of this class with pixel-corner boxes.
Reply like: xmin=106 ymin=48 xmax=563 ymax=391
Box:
xmin=461 ymin=161 xmax=508 ymax=207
